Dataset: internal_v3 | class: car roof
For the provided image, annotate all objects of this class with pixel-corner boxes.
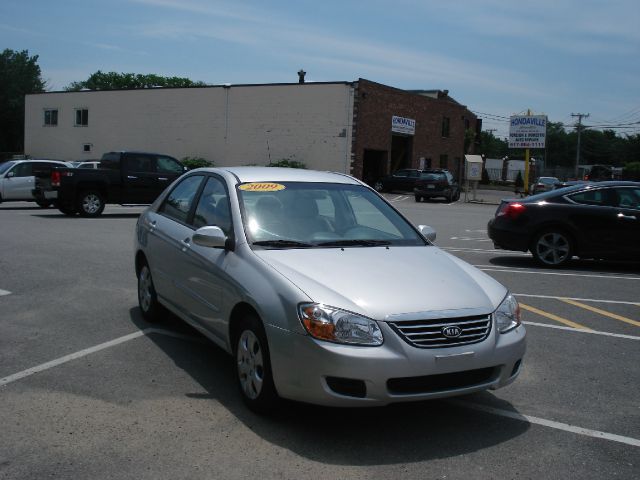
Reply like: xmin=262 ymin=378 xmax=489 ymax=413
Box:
xmin=199 ymin=166 xmax=361 ymax=185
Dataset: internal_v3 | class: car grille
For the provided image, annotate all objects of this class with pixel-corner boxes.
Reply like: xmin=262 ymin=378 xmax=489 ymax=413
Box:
xmin=387 ymin=314 xmax=492 ymax=348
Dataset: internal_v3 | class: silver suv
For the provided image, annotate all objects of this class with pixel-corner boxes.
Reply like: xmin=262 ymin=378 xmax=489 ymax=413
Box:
xmin=134 ymin=167 xmax=526 ymax=411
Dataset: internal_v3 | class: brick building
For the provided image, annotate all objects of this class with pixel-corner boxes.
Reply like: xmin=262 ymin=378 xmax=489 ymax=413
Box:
xmin=24 ymin=77 xmax=479 ymax=182
xmin=352 ymin=79 xmax=479 ymax=184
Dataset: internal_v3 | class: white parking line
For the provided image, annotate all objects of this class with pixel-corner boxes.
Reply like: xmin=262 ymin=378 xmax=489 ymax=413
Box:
xmin=0 ymin=289 xmax=11 ymax=296
xmin=450 ymin=237 xmax=493 ymax=242
xmin=515 ymin=293 xmax=640 ymax=306
xmin=524 ymin=321 xmax=640 ymax=341
xmin=478 ymin=268 xmax=640 ymax=281
xmin=0 ymin=328 xmax=201 ymax=387
xmin=450 ymin=400 xmax=640 ymax=448
xmin=441 ymin=247 xmax=530 ymax=256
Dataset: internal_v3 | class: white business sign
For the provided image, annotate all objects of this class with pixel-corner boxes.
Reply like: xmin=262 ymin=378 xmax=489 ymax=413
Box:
xmin=392 ymin=116 xmax=416 ymax=135
xmin=509 ymin=115 xmax=547 ymax=148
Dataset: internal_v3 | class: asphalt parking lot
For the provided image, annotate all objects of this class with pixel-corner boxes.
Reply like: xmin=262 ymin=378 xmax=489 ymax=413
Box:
xmin=1 ymin=197 xmax=638 ymax=479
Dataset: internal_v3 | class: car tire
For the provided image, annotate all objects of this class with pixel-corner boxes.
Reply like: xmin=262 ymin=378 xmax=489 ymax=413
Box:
xmin=234 ymin=314 xmax=279 ymax=413
xmin=454 ymin=190 xmax=461 ymax=201
xmin=77 ymin=190 xmax=105 ymax=217
xmin=374 ymin=180 xmax=385 ymax=193
xmin=137 ymin=262 xmax=164 ymax=322
xmin=414 ymin=195 xmax=421 ymax=202
xmin=36 ymin=200 xmax=52 ymax=208
xmin=531 ymin=229 xmax=574 ymax=267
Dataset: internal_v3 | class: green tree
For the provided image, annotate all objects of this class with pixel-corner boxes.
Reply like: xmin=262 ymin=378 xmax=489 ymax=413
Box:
xmin=65 ymin=71 xmax=207 ymax=91
xmin=0 ymin=49 xmax=46 ymax=153
xmin=478 ymin=131 xmax=508 ymax=158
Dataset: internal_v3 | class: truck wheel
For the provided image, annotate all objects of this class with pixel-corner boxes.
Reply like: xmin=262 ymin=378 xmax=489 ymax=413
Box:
xmin=36 ymin=200 xmax=52 ymax=208
xmin=77 ymin=191 xmax=105 ymax=217
xmin=233 ymin=314 xmax=279 ymax=413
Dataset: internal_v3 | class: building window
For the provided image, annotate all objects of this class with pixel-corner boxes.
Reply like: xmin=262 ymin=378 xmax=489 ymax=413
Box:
xmin=44 ymin=109 xmax=58 ymax=126
xmin=441 ymin=116 xmax=450 ymax=138
xmin=75 ymin=108 xmax=88 ymax=126
xmin=439 ymin=154 xmax=449 ymax=169
xmin=83 ymin=143 xmax=92 ymax=153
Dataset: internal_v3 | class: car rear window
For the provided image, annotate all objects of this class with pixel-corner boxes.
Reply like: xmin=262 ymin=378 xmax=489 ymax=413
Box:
xmin=420 ymin=172 xmax=446 ymax=181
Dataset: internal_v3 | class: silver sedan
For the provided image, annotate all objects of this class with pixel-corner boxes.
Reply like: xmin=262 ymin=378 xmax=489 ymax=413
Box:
xmin=134 ymin=167 xmax=526 ymax=411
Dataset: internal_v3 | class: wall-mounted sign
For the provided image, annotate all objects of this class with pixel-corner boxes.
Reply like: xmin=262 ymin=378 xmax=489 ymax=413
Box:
xmin=509 ymin=115 xmax=547 ymax=148
xmin=465 ymin=155 xmax=484 ymax=181
xmin=392 ymin=116 xmax=416 ymax=135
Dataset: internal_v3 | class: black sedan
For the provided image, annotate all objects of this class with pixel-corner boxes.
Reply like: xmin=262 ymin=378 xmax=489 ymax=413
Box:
xmin=488 ymin=181 xmax=640 ymax=266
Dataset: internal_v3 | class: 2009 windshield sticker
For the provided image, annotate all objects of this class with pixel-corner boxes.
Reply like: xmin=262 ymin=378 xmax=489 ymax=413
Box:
xmin=239 ymin=183 xmax=286 ymax=192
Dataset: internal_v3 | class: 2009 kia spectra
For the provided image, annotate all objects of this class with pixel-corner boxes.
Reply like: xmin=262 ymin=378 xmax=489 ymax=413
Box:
xmin=135 ymin=167 xmax=525 ymax=411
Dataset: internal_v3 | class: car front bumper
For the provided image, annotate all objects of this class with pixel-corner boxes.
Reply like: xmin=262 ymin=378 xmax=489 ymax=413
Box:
xmin=266 ymin=320 xmax=526 ymax=406
xmin=414 ymin=187 xmax=450 ymax=197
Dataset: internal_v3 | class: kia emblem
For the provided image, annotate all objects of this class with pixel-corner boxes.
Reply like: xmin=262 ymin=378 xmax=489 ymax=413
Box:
xmin=442 ymin=325 xmax=462 ymax=338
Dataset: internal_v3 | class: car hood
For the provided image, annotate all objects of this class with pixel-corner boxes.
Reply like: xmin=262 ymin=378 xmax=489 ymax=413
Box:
xmin=254 ymin=246 xmax=507 ymax=321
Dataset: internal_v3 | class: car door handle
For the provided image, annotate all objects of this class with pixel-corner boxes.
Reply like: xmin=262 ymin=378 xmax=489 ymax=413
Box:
xmin=127 ymin=175 xmax=138 ymax=180
xmin=181 ymin=237 xmax=191 ymax=252
xmin=158 ymin=177 xmax=168 ymax=181
xmin=617 ymin=213 xmax=637 ymax=220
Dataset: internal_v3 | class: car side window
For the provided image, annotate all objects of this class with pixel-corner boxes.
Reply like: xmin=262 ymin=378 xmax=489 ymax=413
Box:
xmin=568 ymin=189 xmax=615 ymax=207
xmin=614 ymin=188 xmax=640 ymax=210
xmin=192 ymin=176 xmax=232 ymax=235
xmin=159 ymin=175 xmax=204 ymax=224
xmin=408 ymin=170 xmax=420 ymax=178
xmin=157 ymin=156 xmax=183 ymax=174
xmin=127 ymin=155 xmax=155 ymax=173
xmin=12 ymin=163 xmax=33 ymax=177
xmin=393 ymin=170 xmax=409 ymax=177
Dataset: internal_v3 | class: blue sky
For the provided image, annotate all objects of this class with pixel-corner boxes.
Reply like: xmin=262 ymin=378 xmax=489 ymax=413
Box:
xmin=2 ymin=0 xmax=639 ymax=138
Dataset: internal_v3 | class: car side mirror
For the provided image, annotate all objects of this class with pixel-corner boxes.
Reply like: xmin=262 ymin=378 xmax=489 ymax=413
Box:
xmin=7 ymin=171 xmax=15 ymax=178
xmin=192 ymin=226 xmax=227 ymax=249
xmin=418 ymin=225 xmax=436 ymax=242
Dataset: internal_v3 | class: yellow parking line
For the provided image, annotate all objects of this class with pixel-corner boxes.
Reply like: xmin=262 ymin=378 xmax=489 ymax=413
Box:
xmin=520 ymin=303 xmax=592 ymax=330
xmin=560 ymin=298 xmax=640 ymax=328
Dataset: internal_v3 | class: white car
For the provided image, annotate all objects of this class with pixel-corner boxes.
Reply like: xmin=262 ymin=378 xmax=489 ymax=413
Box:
xmin=0 ymin=160 xmax=74 ymax=207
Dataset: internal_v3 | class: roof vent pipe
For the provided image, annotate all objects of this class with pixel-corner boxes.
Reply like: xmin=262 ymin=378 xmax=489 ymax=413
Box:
xmin=298 ymin=69 xmax=306 ymax=84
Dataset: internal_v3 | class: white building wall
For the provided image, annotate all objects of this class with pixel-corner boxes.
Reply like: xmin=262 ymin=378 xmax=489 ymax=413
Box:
xmin=24 ymin=83 xmax=354 ymax=173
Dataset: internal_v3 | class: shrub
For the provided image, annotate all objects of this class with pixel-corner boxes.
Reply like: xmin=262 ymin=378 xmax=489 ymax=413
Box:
xmin=268 ymin=159 xmax=307 ymax=169
xmin=181 ymin=156 xmax=213 ymax=170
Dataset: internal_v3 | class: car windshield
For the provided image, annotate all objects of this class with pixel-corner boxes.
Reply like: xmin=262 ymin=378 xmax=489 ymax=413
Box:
xmin=237 ymin=182 xmax=426 ymax=248
xmin=0 ymin=161 xmax=16 ymax=175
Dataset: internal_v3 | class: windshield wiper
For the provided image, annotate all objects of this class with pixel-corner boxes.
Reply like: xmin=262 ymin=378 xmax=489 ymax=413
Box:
xmin=316 ymin=239 xmax=391 ymax=247
xmin=252 ymin=240 xmax=314 ymax=248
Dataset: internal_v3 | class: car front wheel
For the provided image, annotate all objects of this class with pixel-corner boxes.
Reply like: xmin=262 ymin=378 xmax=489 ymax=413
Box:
xmin=234 ymin=315 xmax=279 ymax=413
xmin=531 ymin=230 xmax=573 ymax=267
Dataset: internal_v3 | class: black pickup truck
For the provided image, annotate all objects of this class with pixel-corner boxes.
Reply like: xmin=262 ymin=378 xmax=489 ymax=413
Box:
xmin=34 ymin=151 xmax=186 ymax=216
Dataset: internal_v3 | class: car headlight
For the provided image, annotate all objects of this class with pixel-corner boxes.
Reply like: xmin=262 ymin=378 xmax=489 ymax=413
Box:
xmin=494 ymin=294 xmax=521 ymax=333
xmin=298 ymin=303 xmax=383 ymax=346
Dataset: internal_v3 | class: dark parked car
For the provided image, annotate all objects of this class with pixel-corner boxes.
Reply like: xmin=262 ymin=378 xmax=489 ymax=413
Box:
xmin=488 ymin=181 xmax=640 ymax=266
xmin=414 ymin=169 xmax=460 ymax=203
xmin=374 ymin=169 xmax=423 ymax=193
xmin=584 ymin=165 xmax=613 ymax=181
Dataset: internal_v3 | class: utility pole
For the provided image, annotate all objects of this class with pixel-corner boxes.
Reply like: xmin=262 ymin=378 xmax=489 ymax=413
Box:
xmin=571 ymin=112 xmax=589 ymax=178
